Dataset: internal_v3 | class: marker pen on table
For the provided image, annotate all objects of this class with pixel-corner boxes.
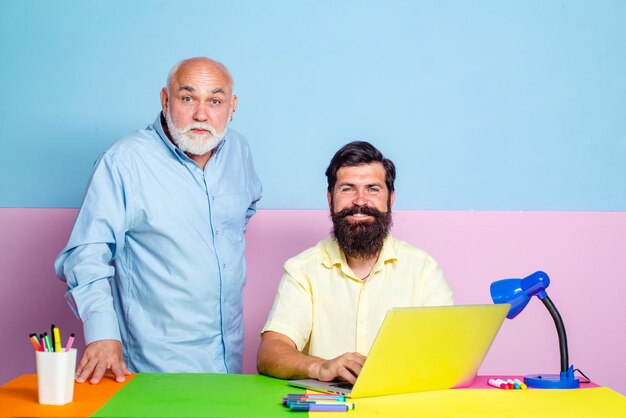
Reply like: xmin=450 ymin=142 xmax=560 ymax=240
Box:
xmin=514 ymin=378 xmax=527 ymax=390
xmin=488 ymin=378 xmax=507 ymax=389
xmin=506 ymin=379 xmax=520 ymax=390
xmin=284 ymin=394 xmax=346 ymax=399
xmin=290 ymin=403 xmax=349 ymax=412
xmin=285 ymin=399 xmax=355 ymax=408
xmin=303 ymin=401 xmax=355 ymax=409
xmin=284 ymin=394 xmax=346 ymax=403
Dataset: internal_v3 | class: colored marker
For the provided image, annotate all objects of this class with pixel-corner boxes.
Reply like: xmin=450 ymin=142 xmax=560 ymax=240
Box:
xmin=65 ymin=333 xmax=75 ymax=352
xmin=285 ymin=399 xmax=355 ymax=408
xmin=284 ymin=393 xmax=346 ymax=398
xmin=39 ymin=334 xmax=46 ymax=352
xmin=488 ymin=378 xmax=507 ymax=389
xmin=43 ymin=333 xmax=52 ymax=352
xmin=29 ymin=334 xmax=41 ymax=351
xmin=506 ymin=379 xmax=520 ymax=390
xmin=499 ymin=379 xmax=513 ymax=389
xmin=50 ymin=325 xmax=56 ymax=351
xmin=496 ymin=378 xmax=513 ymax=389
xmin=298 ymin=401 xmax=355 ymax=409
xmin=514 ymin=378 xmax=527 ymax=390
xmin=53 ymin=326 xmax=62 ymax=352
xmin=284 ymin=394 xmax=346 ymax=402
xmin=290 ymin=403 xmax=349 ymax=412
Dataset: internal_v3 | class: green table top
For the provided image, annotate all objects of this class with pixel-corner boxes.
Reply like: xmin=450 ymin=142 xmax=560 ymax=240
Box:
xmin=92 ymin=373 xmax=305 ymax=417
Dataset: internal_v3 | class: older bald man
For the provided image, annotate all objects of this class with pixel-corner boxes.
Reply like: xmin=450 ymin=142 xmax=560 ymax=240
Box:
xmin=55 ymin=58 xmax=262 ymax=383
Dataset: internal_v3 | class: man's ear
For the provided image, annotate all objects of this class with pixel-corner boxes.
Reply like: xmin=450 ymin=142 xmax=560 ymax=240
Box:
xmin=228 ymin=95 xmax=238 ymax=122
xmin=231 ymin=95 xmax=238 ymax=114
xmin=327 ymin=191 xmax=333 ymax=211
xmin=389 ymin=191 xmax=396 ymax=210
xmin=160 ymin=88 xmax=169 ymax=115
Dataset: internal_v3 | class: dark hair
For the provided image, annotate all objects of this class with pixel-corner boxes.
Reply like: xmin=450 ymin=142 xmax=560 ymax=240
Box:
xmin=325 ymin=141 xmax=396 ymax=193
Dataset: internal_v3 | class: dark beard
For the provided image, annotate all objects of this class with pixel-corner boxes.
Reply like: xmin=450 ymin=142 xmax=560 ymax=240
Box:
xmin=331 ymin=206 xmax=393 ymax=259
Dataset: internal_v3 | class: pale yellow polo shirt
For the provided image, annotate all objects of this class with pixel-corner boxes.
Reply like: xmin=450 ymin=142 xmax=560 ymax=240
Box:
xmin=261 ymin=235 xmax=454 ymax=360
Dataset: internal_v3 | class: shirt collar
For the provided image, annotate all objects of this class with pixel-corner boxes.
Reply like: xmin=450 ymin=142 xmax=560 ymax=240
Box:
xmin=322 ymin=234 xmax=398 ymax=273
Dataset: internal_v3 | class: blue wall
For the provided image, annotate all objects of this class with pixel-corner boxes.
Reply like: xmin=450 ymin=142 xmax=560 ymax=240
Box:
xmin=1 ymin=0 xmax=625 ymax=210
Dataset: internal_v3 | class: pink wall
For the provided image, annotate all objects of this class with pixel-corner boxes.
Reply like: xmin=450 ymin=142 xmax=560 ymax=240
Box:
xmin=2 ymin=209 xmax=625 ymax=395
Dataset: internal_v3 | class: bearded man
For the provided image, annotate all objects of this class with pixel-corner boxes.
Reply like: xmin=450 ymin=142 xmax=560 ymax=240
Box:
xmin=55 ymin=57 xmax=262 ymax=384
xmin=257 ymin=141 xmax=452 ymax=384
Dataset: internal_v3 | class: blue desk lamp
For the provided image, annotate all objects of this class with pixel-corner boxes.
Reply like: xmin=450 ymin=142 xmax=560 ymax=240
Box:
xmin=490 ymin=271 xmax=580 ymax=389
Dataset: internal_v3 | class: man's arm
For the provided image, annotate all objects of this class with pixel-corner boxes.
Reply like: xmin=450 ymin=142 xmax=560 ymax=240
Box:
xmin=257 ymin=331 xmax=366 ymax=384
xmin=54 ymin=154 xmax=130 ymax=384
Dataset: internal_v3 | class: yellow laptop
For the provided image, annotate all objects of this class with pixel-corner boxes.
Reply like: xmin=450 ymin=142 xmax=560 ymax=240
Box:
xmin=288 ymin=304 xmax=509 ymax=398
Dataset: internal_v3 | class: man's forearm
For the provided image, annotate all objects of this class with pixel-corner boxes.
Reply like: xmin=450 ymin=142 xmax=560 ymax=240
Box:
xmin=257 ymin=334 xmax=322 ymax=380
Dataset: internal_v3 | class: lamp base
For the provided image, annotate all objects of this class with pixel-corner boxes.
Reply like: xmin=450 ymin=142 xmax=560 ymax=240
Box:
xmin=524 ymin=371 xmax=580 ymax=389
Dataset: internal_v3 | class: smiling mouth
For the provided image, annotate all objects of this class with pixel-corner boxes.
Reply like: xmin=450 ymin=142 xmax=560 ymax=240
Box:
xmin=347 ymin=213 xmax=373 ymax=221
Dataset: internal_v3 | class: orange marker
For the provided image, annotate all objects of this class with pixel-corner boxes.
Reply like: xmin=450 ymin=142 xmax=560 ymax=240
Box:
xmin=29 ymin=334 xmax=41 ymax=351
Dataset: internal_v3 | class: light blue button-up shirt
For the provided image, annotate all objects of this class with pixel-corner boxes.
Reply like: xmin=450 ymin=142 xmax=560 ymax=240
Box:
xmin=54 ymin=114 xmax=262 ymax=373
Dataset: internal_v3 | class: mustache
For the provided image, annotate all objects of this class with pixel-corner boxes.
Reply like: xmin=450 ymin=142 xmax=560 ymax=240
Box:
xmin=334 ymin=206 xmax=387 ymax=219
xmin=179 ymin=122 xmax=217 ymax=136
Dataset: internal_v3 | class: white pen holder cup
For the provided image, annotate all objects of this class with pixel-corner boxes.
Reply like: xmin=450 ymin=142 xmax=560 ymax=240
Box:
xmin=35 ymin=348 xmax=77 ymax=405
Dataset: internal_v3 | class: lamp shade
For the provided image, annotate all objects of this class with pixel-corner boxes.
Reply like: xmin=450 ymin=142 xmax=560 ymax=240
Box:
xmin=490 ymin=271 xmax=550 ymax=319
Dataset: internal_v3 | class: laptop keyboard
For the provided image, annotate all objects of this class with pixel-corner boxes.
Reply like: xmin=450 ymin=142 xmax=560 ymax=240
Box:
xmin=330 ymin=382 xmax=354 ymax=390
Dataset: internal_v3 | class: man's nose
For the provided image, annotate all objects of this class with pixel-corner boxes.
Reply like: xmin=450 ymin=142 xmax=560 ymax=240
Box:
xmin=193 ymin=103 xmax=209 ymax=122
xmin=353 ymin=190 xmax=368 ymax=206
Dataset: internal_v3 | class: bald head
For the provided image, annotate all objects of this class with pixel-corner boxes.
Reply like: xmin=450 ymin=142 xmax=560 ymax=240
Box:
xmin=166 ymin=57 xmax=234 ymax=94
xmin=160 ymin=57 xmax=238 ymax=166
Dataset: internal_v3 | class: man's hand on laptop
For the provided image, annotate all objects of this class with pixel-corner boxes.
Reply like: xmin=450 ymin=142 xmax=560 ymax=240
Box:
xmin=314 ymin=352 xmax=366 ymax=384
xmin=257 ymin=331 xmax=366 ymax=383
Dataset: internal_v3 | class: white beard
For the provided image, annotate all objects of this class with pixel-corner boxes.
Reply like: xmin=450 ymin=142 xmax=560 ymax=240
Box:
xmin=165 ymin=112 xmax=226 ymax=155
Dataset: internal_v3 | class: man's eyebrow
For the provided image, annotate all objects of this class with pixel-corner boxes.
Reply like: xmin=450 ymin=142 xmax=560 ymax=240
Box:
xmin=177 ymin=86 xmax=226 ymax=95
xmin=337 ymin=181 xmax=384 ymax=188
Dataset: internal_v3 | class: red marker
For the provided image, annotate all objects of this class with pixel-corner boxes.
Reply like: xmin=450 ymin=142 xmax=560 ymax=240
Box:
xmin=506 ymin=379 xmax=521 ymax=389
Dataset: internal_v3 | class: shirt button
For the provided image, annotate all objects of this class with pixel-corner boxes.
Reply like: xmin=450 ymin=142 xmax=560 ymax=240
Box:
xmin=222 ymin=263 xmax=226 ymax=269
xmin=215 ymin=230 xmax=219 ymax=236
